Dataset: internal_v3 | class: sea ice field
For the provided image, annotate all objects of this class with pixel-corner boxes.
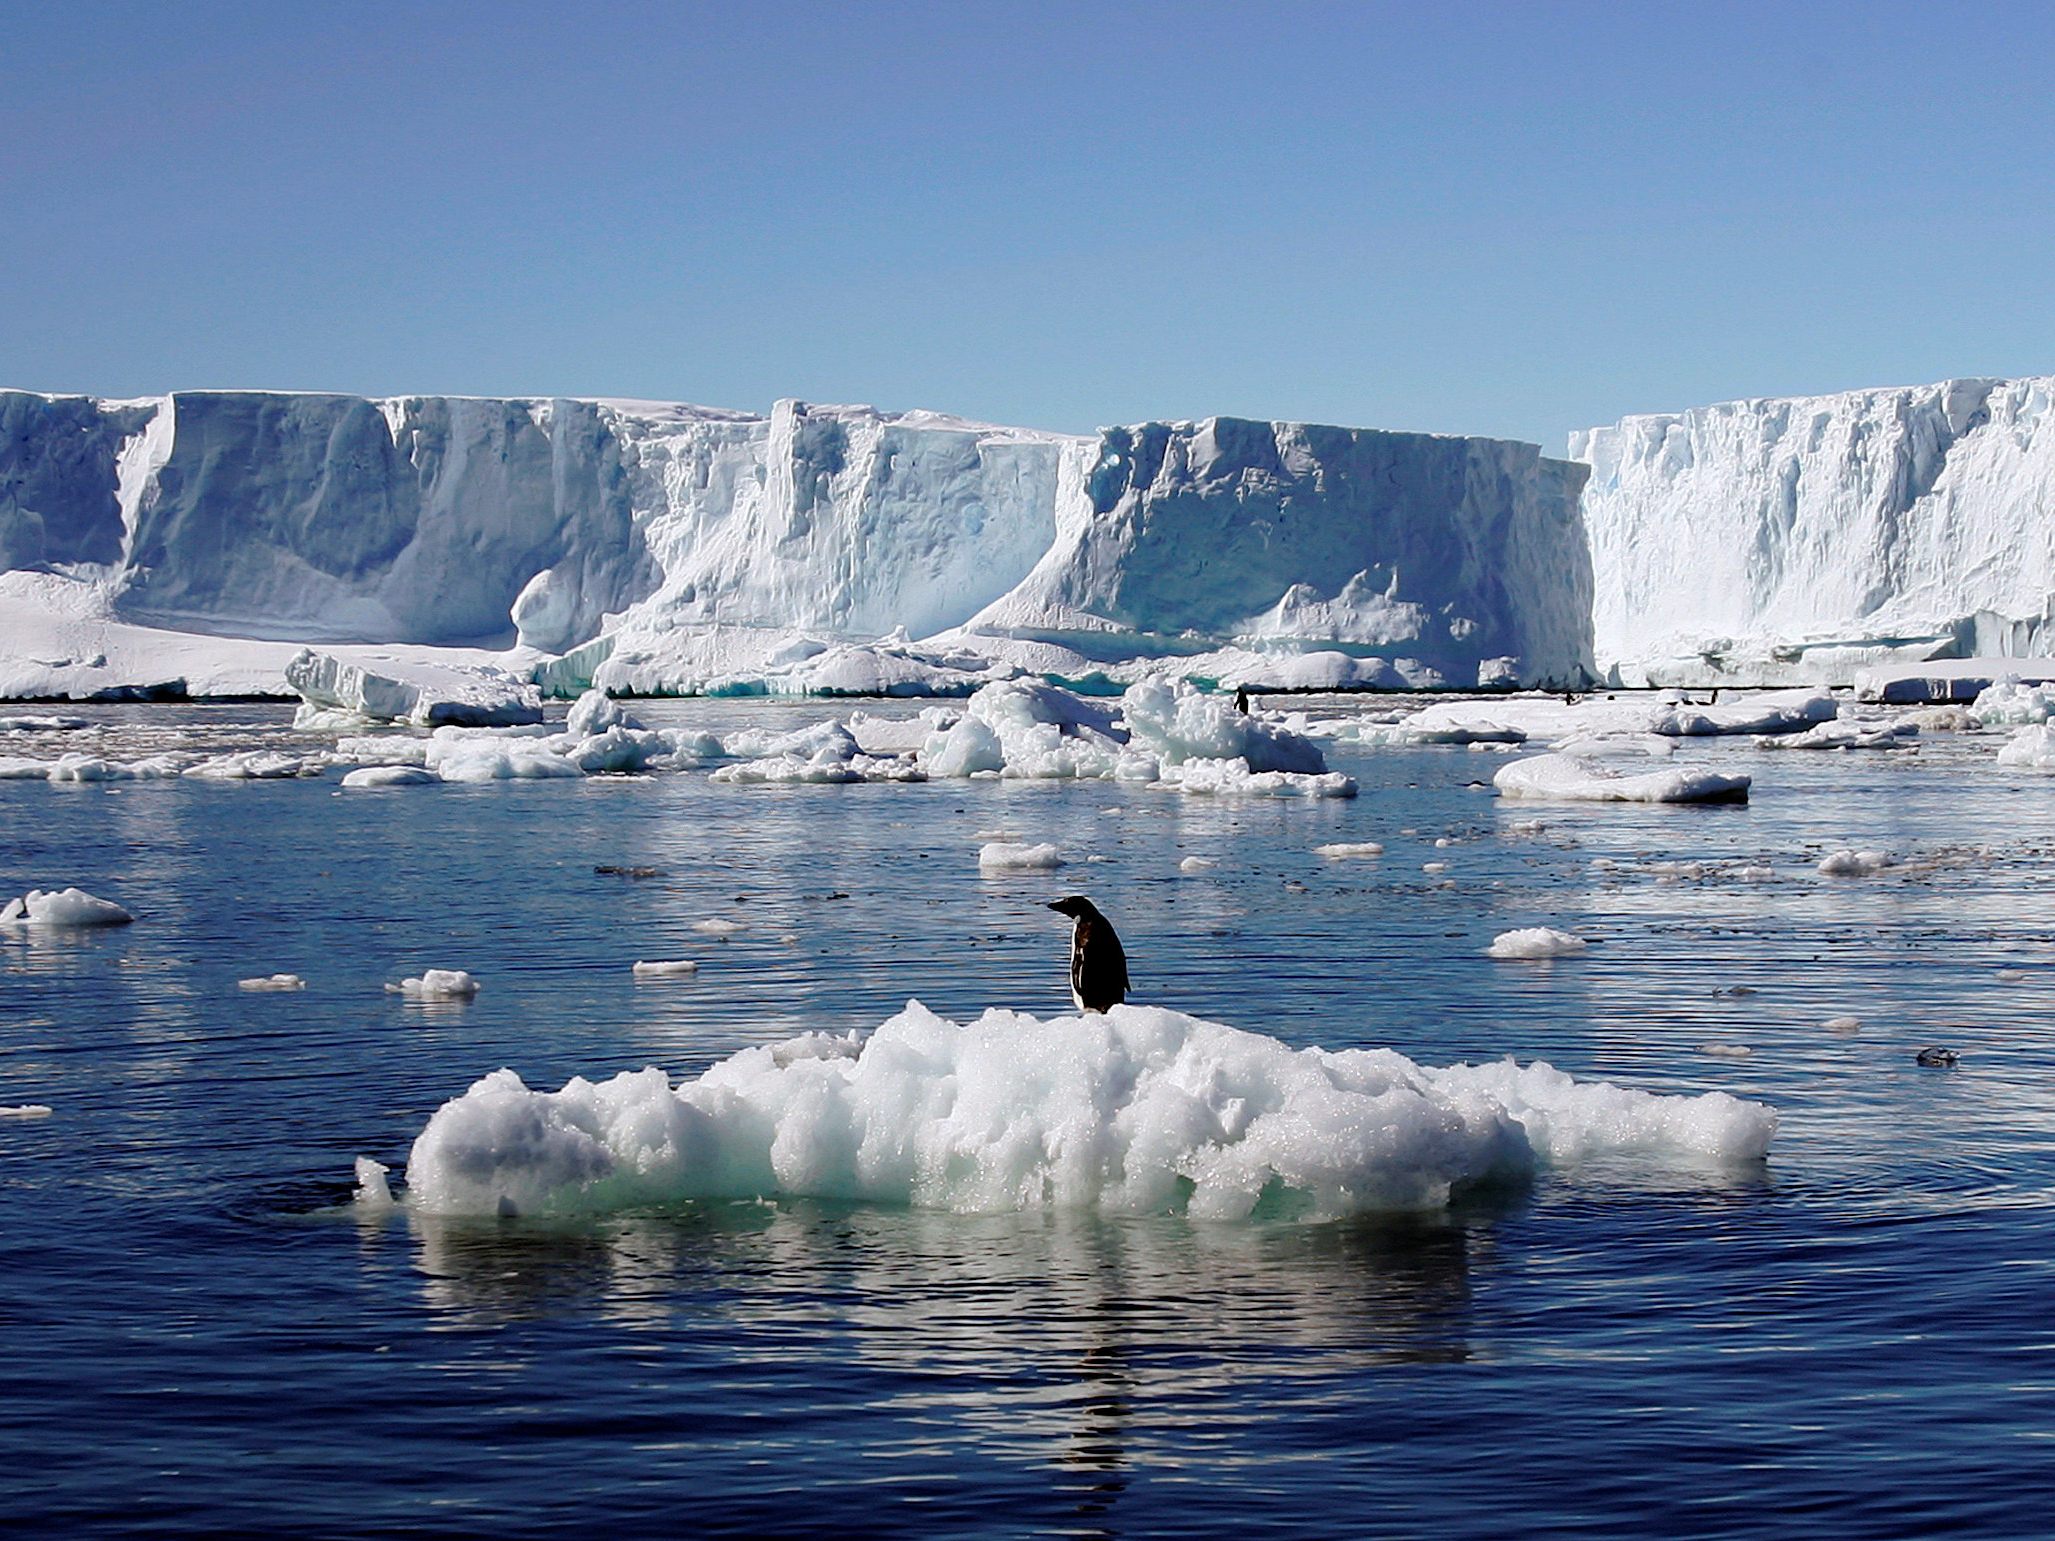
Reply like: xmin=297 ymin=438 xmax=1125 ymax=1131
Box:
xmin=5 ymin=688 xmax=2055 ymax=1537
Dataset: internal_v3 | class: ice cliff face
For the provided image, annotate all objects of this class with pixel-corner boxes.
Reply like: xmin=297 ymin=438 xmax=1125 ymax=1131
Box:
xmin=0 ymin=388 xmax=1595 ymax=690
xmin=1574 ymin=376 xmax=2055 ymax=685
xmin=961 ymin=417 xmax=1592 ymax=687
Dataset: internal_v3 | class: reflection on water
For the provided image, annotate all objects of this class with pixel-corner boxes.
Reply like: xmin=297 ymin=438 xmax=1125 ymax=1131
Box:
xmin=7 ymin=700 xmax=2055 ymax=1535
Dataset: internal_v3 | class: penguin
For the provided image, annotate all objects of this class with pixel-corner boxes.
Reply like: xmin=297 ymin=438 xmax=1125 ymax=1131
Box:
xmin=1046 ymin=896 xmax=1130 ymax=1013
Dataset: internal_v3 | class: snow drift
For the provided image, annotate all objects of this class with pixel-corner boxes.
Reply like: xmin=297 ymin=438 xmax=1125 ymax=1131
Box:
xmin=0 ymin=389 xmax=1595 ymax=695
xmin=385 ymin=1001 xmax=1777 ymax=1220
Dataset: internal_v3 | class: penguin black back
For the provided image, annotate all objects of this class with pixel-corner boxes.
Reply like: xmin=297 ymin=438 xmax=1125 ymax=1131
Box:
xmin=1047 ymin=896 xmax=1130 ymax=1013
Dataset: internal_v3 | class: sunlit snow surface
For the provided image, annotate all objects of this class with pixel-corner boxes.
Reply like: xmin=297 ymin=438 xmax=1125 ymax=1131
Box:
xmin=9 ymin=690 xmax=2055 ymax=1536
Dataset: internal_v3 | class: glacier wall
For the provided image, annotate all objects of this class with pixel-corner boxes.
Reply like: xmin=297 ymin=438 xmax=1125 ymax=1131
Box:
xmin=963 ymin=417 xmax=1592 ymax=686
xmin=1573 ymin=375 xmax=2055 ymax=685
xmin=0 ymin=388 xmax=1596 ymax=691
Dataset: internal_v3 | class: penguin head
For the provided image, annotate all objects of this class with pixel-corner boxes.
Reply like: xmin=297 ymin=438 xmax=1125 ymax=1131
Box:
xmin=1046 ymin=896 xmax=1100 ymax=920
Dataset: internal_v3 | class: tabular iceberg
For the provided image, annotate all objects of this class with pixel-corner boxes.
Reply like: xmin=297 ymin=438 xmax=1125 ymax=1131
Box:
xmin=1573 ymin=374 xmax=2055 ymax=687
xmin=0 ymin=388 xmax=1596 ymax=697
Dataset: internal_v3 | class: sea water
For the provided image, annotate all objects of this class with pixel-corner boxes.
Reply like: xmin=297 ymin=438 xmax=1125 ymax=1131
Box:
xmin=3 ymin=701 xmax=2054 ymax=1536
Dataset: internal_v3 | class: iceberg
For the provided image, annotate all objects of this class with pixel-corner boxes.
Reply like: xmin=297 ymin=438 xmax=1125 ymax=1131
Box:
xmin=1574 ymin=374 xmax=2055 ymax=687
xmin=1 ymin=389 xmax=1595 ymax=698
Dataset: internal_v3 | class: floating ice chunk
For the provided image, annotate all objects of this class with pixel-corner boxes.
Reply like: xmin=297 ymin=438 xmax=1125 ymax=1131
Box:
xmin=979 ymin=841 xmax=1064 ymax=871
xmin=1315 ymin=841 xmax=1385 ymax=858
xmin=238 ymin=973 xmax=306 ymax=991
xmin=1996 ymin=968 xmax=2026 ymax=982
xmin=184 ymin=751 xmax=316 ymax=780
xmin=692 ymin=918 xmax=744 ymax=937
xmin=1494 ymin=754 xmax=1750 ymax=804
xmin=1996 ymin=725 xmax=2055 ymax=770
xmin=1487 ymin=927 xmax=1587 ymax=959
xmin=565 ymin=689 xmax=645 ymax=738
xmin=1158 ymin=759 xmax=1357 ymax=798
xmin=396 ymin=1002 xmax=1778 ymax=1219
xmin=1650 ymin=690 xmax=1837 ymax=737
xmin=0 ymin=1104 xmax=53 ymax=1119
xmin=1732 ymin=865 xmax=1776 ymax=882
xmin=0 ymin=716 xmax=90 ymax=732
xmin=1700 ymin=1043 xmax=1753 ymax=1059
xmin=1178 ymin=856 xmax=1217 ymax=872
xmin=340 ymin=765 xmax=439 ymax=789
xmin=1123 ymin=680 xmax=1328 ymax=773
xmin=353 ymin=1156 xmax=395 ymax=1208
xmin=633 ymin=960 xmax=699 ymax=977
xmin=423 ymin=732 xmax=582 ymax=783
xmin=287 ymin=648 xmax=541 ymax=728
xmin=1756 ymin=718 xmax=1915 ymax=751
xmin=1816 ymin=849 xmax=1895 ymax=876
xmin=1422 ymin=861 xmax=1449 ymax=873
xmin=1824 ymin=1016 xmax=1862 ymax=1034
xmin=389 ymin=969 xmax=480 ymax=999
xmin=0 ymin=887 xmax=132 ymax=927
xmin=1971 ymin=680 xmax=2055 ymax=726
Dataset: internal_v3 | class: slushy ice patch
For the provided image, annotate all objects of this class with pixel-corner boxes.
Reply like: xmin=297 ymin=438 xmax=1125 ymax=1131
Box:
xmin=388 ymin=1003 xmax=1776 ymax=1220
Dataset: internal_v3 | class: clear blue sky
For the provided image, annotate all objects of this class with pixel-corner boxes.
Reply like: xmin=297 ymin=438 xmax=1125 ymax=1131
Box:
xmin=5 ymin=0 xmax=2052 ymax=452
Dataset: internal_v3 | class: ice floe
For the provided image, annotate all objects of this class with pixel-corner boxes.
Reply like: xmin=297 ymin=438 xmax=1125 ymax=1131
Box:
xmin=979 ymin=842 xmax=1064 ymax=871
xmin=238 ymin=973 xmax=306 ymax=991
xmin=1315 ymin=841 xmax=1385 ymax=858
xmin=389 ymin=1002 xmax=1778 ymax=1219
xmin=1816 ymin=849 xmax=1896 ymax=876
xmin=0 ymin=887 xmax=133 ymax=927
xmin=1996 ymin=726 xmax=2055 ymax=770
xmin=1494 ymin=754 xmax=1751 ymax=804
xmin=632 ymin=960 xmax=699 ymax=977
xmin=1486 ymin=928 xmax=1588 ymax=960
xmin=389 ymin=969 xmax=480 ymax=999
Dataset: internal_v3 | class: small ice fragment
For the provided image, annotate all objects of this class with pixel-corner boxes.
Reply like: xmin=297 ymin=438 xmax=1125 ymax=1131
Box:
xmin=389 ymin=969 xmax=479 ymax=999
xmin=0 ymin=1104 xmax=53 ymax=1119
xmin=1486 ymin=927 xmax=1587 ymax=960
xmin=238 ymin=973 xmax=306 ymax=992
xmin=1179 ymin=856 xmax=1217 ymax=872
xmin=1506 ymin=820 xmax=1546 ymax=836
xmin=1434 ymin=837 xmax=1453 ymax=848
xmin=632 ymin=960 xmax=699 ymax=977
xmin=1315 ymin=842 xmax=1384 ymax=858
xmin=354 ymin=1157 xmax=395 ymax=1207
xmin=1732 ymin=865 xmax=1776 ymax=882
xmin=1817 ymin=849 xmax=1895 ymax=876
xmin=1701 ymin=1043 xmax=1753 ymax=1059
xmin=1422 ymin=861 xmax=1449 ymax=873
xmin=1996 ymin=968 xmax=2026 ymax=982
xmin=692 ymin=918 xmax=744 ymax=937
xmin=978 ymin=841 xmax=1064 ymax=871
xmin=1824 ymin=1015 xmax=1862 ymax=1034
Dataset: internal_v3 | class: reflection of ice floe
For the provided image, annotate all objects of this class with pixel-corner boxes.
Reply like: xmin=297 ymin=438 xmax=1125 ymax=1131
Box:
xmin=1494 ymin=754 xmax=1750 ymax=804
xmin=388 ymin=1002 xmax=1777 ymax=1221
xmin=0 ymin=887 xmax=133 ymax=927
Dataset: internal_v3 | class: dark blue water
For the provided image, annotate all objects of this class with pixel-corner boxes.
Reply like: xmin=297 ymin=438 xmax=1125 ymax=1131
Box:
xmin=4 ymin=702 xmax=2054 ymax=1536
